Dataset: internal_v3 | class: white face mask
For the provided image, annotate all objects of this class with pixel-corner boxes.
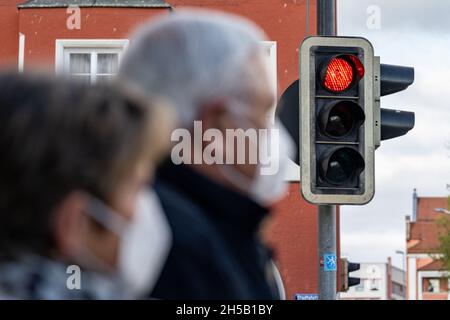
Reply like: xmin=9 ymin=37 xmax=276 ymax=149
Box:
xmin=218 ymin=111 xmax=295 ymax=207
xmin=249 ymin=121 xmax=295 ymax=206
xmin=81 ymin=189 xmax=172 ymax=298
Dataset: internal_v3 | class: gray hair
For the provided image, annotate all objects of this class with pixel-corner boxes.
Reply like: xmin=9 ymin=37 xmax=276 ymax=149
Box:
xmin=119 ymin=9 xmax=268 ymax=126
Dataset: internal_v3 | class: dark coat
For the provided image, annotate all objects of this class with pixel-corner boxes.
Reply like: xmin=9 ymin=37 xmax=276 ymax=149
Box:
xmin=151 ymin=161 xmax=280 ymax=300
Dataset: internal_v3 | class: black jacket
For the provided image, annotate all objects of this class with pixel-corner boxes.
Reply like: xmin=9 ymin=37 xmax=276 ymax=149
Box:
xmin=151 ymin=161 xmax=279 ymax=300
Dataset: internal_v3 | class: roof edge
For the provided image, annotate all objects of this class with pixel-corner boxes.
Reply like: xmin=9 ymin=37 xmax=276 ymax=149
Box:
xmin=18 ymin=1 xmax=171 ymax=9
xmin=18 ymin=4 xmax=171 ymax=8
xmin=407 ymin=248 xmax=441 ymax=254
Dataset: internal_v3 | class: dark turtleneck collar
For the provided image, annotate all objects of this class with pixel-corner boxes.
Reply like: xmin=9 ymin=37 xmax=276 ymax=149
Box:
xmin=155 ymin=160 xmax=270 ymax=235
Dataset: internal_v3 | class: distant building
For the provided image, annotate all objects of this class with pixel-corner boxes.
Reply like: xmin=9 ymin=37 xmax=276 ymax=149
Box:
xmin=406 ymin=189 xmax=449 ymax=300
xmin=339 ymin=258 xmax=406 ymax=300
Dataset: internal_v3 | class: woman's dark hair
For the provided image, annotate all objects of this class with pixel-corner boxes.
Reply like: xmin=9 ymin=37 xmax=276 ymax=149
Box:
xmin=0 ymin=71 xmax=165 ymax=258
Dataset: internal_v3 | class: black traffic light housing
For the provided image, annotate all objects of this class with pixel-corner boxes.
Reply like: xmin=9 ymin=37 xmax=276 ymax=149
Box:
xmin=380 ymin=108 xmax=415 ymax=140
xmin=277 ymin=36 xmax=415 ymax=205
xmin=380 ymin=64 xmax=414 ymax=96
xmin=376 ymin=63 xmax=415 ymax=144
xmin=340 ymin=258 xmax=361 ymax=292
xmin=347 ymin=261 xmax=361 ymax=288
xmin=299 ymin=36 xmax=376 ymax=205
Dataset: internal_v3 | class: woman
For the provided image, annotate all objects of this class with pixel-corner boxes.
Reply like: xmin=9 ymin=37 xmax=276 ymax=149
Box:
xmin=0 ymin=72 xmax=175 ymax=299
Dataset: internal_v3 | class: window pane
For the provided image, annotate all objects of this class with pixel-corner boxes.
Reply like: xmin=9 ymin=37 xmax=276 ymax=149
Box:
xmin=370 ymin=279 xmax=379 ymax=291
xmin=97 ymin=53 xmax=119 ymax=74
xmin=355 ymin=280 xmax=365 ymax=292
xmin=428 ymin=279 xmax=440 ymax=293
xmin=70 ymin=53 xmax=91 ymax=74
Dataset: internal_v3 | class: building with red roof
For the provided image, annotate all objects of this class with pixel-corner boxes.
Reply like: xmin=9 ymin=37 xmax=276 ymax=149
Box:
xmin=406 ymin=189 xmax=449 ymax=300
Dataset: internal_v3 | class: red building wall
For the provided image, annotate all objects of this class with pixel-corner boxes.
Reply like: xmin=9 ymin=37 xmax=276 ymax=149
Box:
xmin=169 ymin=0 xmax=342 ymax=299
xmin=0 ymin=1 xmax=22 ymax=66
xmin=407 ymin=196 xmax=449 ymax=300
xmin=0 ymin=0 xmax=340 ymax=299
xmin=269 ymin=184 xmax=319 ymax=298
xmin=170 ymin=0 xmax=317 ymax=92
xmin=18 ymin=7 xmax=169 ymax=71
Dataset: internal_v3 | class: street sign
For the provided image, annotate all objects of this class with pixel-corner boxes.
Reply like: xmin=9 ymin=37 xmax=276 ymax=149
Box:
xmin=294 ymin=293 xmax=320 ymax=300
xmin=323 ymin=253 xmax=337 ymax=271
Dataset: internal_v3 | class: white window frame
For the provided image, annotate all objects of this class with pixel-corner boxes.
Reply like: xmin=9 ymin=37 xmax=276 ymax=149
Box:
xmin=261 ymin=40 xmax=299 ymax=182
xmin=55 ymin=39 xmax=129 ymax=82
xmin=407 ymin=256 xmax=417 ymax=300
xmin=417 ymin=270 xmax=449 ymax=300
xmin=62 ymin=48 xmax=122 ymax=83
xmin=354 ymin=279 xmax=365 ymax=292
xmin=261 ymin=41 xmax=300 ymax=182
xmin=260 ymin=41 xmax=278 ymax=121
xmin=18 ymin=33 xmax=25 ymax=72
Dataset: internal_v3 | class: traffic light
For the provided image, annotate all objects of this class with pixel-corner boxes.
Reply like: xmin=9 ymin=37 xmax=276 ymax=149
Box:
xmin=340 ymin=258 xmax=361 ymax=292
xmin=295 ymin=36 xmax=415 ymax=205
xmin=299 ymin=36 xmax=376 ymax=205
xmin=374 ymin=63 xmax=415 ymax=147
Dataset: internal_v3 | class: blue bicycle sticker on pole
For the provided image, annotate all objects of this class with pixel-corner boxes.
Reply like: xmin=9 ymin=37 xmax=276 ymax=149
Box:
xmin=323 ymin=254 xmax=337 ymax=271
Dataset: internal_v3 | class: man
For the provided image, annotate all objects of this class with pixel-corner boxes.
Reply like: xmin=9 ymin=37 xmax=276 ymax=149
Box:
xmin=120 ymin=9 xmax=294 ymax=299
xmin=0 ymin=72 xmax=174 ymax=299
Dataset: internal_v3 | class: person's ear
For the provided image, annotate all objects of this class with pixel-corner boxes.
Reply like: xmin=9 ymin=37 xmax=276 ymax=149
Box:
xmin=52 ymin=191 xmax=90 ymax=258
xmin=198 ymin=100 xmax=230 ymax=132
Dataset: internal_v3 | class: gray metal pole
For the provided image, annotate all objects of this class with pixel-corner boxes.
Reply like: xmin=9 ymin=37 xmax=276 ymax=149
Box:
xmin=317 ymin=0 xmax=336 ymax=36
xmin=317 ymin=0 xmax=337 ymax=301
xmin=318 ymin=205 xmax=337 ymax=300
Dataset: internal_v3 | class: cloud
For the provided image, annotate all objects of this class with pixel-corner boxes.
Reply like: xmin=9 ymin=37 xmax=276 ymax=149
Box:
xmin=341 ymin=231 xmax=406 ymax=267
xmin=337 ymin=0 xmax=450 ymax=268
xmin=338 ymin=0 xmax=450 ymax=34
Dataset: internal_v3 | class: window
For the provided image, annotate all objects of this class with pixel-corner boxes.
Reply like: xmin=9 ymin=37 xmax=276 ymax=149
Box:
xmin=65 ymin=49 xmax=120 ymax=84
xmin=426 ymin=278 xmax=441 ymax=293
xmin=260 ymin=41 xmax=277 ymax=121
xmin=55 ymin=40 xmax=129 ymax=84
xmin=355 ymin=280 xmax=365 ymax=292
xmin=392 ymin=282 xmax=405 ymax=296
xmin=370 ymin=279 xmax=380 ymax=291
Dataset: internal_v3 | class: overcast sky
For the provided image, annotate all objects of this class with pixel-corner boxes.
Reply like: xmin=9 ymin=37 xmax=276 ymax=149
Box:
xmin=336 ymin=0 xmax=450 ymax=268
